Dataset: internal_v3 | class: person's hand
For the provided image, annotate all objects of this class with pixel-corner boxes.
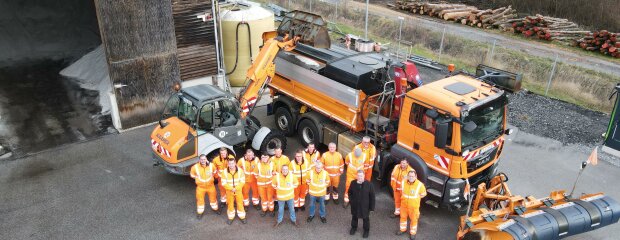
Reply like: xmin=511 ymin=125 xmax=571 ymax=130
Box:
xmin=232 ymin=189 xmax=236 ymax=193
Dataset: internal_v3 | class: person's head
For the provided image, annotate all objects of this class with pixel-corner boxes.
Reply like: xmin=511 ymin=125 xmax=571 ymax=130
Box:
xmin=400 ymin=158 xmax=408 ymax=169
xmin=281 ymin=165 xmax=289 ymax=175
xmin=227 ymin=159 xmax=236 ymax=171
xmin=260 ymin=153 xmax=270 ymax=163
xmin=295 ymin=149 xmax=303 ymax=163
xmin=328 ymin=142 xmax=336 ymax=152
xmin=354 ymin=147 xmax=362 ymax=158
xmin=362 ymin=136 xmax=371 ymax=148
xmin=274 ymin=147 xmax=282 ymax=157
xmin=307 ymin=143 xmax=315 ymax=153
xmin=407 ymin=170 xmax=417 ymax=183
xmin=245 ymin=149 xmax=255 ymax=160
xmin=199 ymin=154 xmax=208 ymax=165
xmin=356 ymin=170 xmax=365 ymax=183
xmin=315 ymin=162 xmax=323 ymax=172
xmin=219 ymin=147 xmax=228 ymax=158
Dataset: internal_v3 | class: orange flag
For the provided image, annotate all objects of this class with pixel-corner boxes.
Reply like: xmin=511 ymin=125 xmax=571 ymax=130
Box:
xmin=587 ymin=147 xmax=598 ymax=166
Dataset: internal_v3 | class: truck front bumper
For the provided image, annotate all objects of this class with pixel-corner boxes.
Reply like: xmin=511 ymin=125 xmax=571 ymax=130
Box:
xmin=152 ymin=152 xmax=194 ymax=175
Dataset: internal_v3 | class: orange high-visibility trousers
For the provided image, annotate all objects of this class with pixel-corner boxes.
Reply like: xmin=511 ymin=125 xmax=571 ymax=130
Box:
xmin=400 ymin=203 xmax=420 ymax=235
xmin=242 ymin=181 xmax=259 ymax=206
xmin=393 ymin=189 xmax=402 ymax=215
xmin=225 ymin=190 xmax=245 ymax=220
xmin=218 ymin=181 xmax=227 ymax=203
xmin=365 ymin=168 xmax=373 ymax=181
xmin=294 ymin=183 xmax=308 ymax=207
xmin=344 ymin=175 xmax=355 ymax=203
xmin=325 ymin=175 xmax=341 ymax=200
xmin=196 ymin=185 xmax=218 ymax=214
xmin=258 ymin=185 xmax=275 ymax=211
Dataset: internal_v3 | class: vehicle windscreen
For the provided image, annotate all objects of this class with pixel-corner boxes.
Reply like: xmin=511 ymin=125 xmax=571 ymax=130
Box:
xmin=461 ymin=95 xmax=506 ymax=150
xmin=162 ymin=93 xmax=197 ymax=125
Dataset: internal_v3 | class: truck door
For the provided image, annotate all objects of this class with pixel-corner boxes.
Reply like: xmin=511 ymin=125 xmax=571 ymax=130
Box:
xmin=213 ymin=99 xmax=247 ymax=146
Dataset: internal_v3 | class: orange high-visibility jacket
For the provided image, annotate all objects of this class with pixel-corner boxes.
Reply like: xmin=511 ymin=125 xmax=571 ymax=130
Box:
xmin=291 ymin=159 xmax=313 ymax=183
xmin=321 ymin=151 xmax=344 ymax=177
xmin=190 ymin=163 xmax=216 ymax=187
xmin=355 ymin=143 xmax=376 ymax=170
xmin=345 ymin=152 xmax=366 ymax=177
xmin=303 ymin=150 xmax=321 ymax=163
xmin=400 ymin=179 xmax=427 ymax=208
xmin=254 ymin=161 xmax=275 ymax=186
xmin=237 ymin=157 xmax=258 ymax=183
xmin=213 ymin=154 xmax=236 ymax=177
xmin=308 ymin=169 xmax=330 ymax=197
xmin=391 ymin=165 xmax=413 ymax=191
xmin=270 ymin=155 xmax=290 ymax=173
xmin=272 ymin=173 xmax=298 ymax=201
xmin=222 ymin=168 xmax=245 ymax=192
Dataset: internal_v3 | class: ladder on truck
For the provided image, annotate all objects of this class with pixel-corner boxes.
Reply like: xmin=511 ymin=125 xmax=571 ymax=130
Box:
xmin=364 ymin=80 xmax=396 ymax=144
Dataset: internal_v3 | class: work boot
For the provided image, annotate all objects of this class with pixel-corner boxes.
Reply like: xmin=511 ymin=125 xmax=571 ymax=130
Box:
xmin=349 ymin=227 xmax=357 ymax=235
xmin=333 ymin=198 xmax=339 ymax=205
xmin=270 ymin=211 xmax=276 ymax=217
xmin=307 ymin=216 xmax=314 ymax=222
xmin=343 ymin=202 xmax=349 ymax=209
xmin=396 ymin=230 xmax=405 ymax=235
xmin=301 ymin=206 xmax=305 ymax=211
xmin=196 ymin=213 xmax=203 ymax=220
xmin=226 ymin=219 xmax=233 ymax=225
xmin=260 ymin=211 xmax=267 ymax=217
xmin=274 ymin=221 xmax=281 ymax=228
xmin=294 ymin=207 xmax=299 ymax=212
xmin=220 ymin=202 xmax=226 ymax=208
xmin=213 ymin=208 xmax=221 ymax=215
xmin=409 ymin=234 xmax=416 ymax=240
xmin=241 ymin=219 xmax=247 ymax=224
xmin=320 ymin=217 xmax=327 ymax=223
xmin=390 ymin=214 xmax=399 ymax=218
xmin=363 ymin=230 xmax=369 ymax=238
xmin=254 ymin=205 xmax=261 ymax=211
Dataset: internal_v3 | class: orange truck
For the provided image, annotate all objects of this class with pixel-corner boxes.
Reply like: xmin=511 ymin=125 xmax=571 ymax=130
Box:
xmin=266 ymin=21 xmax=514 ymax=210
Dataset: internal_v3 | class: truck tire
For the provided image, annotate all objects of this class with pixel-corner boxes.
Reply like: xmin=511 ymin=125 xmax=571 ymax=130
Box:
xmin=298 ymin=119 xmax=319 ymax=147
xmin=275 ymin=107 xmax=295 ymax=136
xmin=259 ymin=131 xmax=287 ymax=155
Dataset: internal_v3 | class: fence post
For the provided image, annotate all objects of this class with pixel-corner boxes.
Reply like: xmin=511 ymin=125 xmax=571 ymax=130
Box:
xmin=288 ymin=0 xmax=291 ymax=9
xmin=438 ymin=27 xmax=446 ymax=62
xmin=309 ymin=0 xmax=312 ymax=12
xmin=397 ymin=17 xmax=404 ymax=60
xmin=545 ymin=54 xmax=559 ymax=96
xmin=486 ymin=39 xmax=496 ymax=63
xmin=335 ymin=1 xmax=338 ymax=20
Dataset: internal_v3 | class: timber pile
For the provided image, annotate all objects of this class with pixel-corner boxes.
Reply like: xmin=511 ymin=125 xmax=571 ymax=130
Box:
xmin=394 ymin=1 xmax=516 ymax=29
xmin=576 ymin=31 xmax=619 ymax=58
xmin=504 ymin=15 xmax=588 ymax=44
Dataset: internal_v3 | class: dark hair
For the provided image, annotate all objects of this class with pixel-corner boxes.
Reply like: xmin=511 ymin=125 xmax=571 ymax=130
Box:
xmin=199 ymin=154 xmax=207 ymax=159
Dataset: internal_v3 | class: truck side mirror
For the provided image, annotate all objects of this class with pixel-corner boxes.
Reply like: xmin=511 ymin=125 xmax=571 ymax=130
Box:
xmin=426 ymin=109 xmax=439 ymax=119
xmin=463 ymin=121 xmax=477 ymax=133
xmin=435 ymin=120 xmax=449 ymax=149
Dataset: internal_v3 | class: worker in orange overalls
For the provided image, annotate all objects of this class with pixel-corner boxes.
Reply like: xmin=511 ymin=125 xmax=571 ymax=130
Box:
xmin=212 ymin=147 xmax=235 ymax=206
xmin=270 ymin=146 xmax=290 ymax=174
xmin=190 ymin=154 xmax=221 ymax=219
xmin=320 ymin=142 xmax=344 ymax=204
xmin=273 ymin=165 xmax=299 ymax=227
xmin=396 ymin=170 xmax=427 ymax=240
xmin=238 ymin=149 xmax=260 ymax=210
xmin=254 ymin=152 xmax=276 ymax=217
xmin=390 ymin=158 xmax=413 ymax=218
xmin=356 ymin=136 xmax=377 ymax=182
xmin=303 ymin=143 xmax=321 ymax=164
xmin=222 ymin=159 xmax=246 ymax=225
xmin=291 ymin=149 xmax=313 ymax=211
xmin=343 ymin=147 xmax=366 ymax=208
xmin=307 ymin=162 xmax=330 ymax=223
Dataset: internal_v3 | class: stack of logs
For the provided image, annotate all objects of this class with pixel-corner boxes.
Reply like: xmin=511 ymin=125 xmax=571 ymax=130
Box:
xmin=394 ymin=2 xmax=517 ymax=29
xmin=504 ymin=15 xmax=588 ymax=44
xmin=576 ymin=31 xmax=619 ymax=58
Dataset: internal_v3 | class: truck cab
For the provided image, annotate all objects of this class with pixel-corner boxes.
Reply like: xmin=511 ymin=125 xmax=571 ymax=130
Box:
xmin=391 ymin=74 xmax=509 ymax=210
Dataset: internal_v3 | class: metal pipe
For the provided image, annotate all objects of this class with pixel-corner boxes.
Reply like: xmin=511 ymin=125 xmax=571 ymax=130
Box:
xmin=364 ymin=0 xmax=369 ymax=39
xmin=397 ymin=16 xmax=404 ymax=60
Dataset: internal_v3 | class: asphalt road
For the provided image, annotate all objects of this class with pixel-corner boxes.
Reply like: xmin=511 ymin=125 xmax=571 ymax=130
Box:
xmin=1 ymin=106 xmax=619 ymax=240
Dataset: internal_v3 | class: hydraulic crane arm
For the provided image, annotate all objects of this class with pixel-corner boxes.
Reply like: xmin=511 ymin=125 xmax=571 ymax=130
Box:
xmin=237 ymin=10 xmax=331 ymax=119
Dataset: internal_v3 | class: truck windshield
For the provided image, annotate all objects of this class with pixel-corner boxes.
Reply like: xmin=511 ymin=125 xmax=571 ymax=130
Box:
xmin=461 ymin=95 xmax=507 ymax=150
xmin=162 ymin=93 xmax=197 ymax=125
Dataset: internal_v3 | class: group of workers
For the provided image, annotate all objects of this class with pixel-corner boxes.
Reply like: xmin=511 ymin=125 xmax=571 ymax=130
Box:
xmin=189 ymin=136 xmax=426 ymax=240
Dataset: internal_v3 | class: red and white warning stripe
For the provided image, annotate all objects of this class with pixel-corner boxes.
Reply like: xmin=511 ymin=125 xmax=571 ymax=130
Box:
xmin=462 ymin=137 xmax=504 ymax=161
xmin=151 ymin=139 xmax=159 ymax=150
xmin=434 ymin=154 xmax=450 ymax=169
xmin=241 ymin=96 xmax=258 ymax=113
xmin=151 ymin=139 xmax=171 ymax=158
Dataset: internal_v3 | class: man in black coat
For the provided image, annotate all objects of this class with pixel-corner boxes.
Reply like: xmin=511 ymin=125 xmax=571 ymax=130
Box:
xmin=347 ymin=169 xmax=376 ymax=238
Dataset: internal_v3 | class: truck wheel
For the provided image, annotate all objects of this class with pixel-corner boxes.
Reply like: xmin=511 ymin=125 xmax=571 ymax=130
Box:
xmin=260 ymin=131 xmax=287 ymax=155
xmin=298 ymin=119 xmax=319 ymax=147
xmin=275 ymin=107 xmax=295 ymax=136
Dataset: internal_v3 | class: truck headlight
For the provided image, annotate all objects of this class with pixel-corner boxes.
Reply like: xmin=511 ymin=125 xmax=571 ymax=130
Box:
xmin=450 ymin=188 xmax=461 ymax=196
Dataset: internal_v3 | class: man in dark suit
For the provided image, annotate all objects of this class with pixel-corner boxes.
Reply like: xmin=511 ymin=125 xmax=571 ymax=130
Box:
xmin=348 ymin=169 xmax=376 ymax=238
